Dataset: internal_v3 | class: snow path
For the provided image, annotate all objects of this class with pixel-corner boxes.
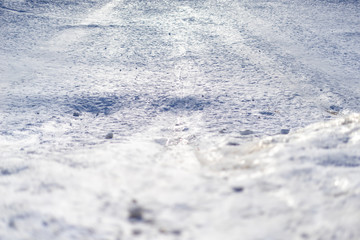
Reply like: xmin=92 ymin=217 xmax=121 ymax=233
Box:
xmin=1 ymin=0 xmax=360 ymax=239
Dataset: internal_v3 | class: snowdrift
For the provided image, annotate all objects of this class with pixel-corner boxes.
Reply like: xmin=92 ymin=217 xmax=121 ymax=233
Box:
xmin=199 ymin=113 xmax=360 ymax=171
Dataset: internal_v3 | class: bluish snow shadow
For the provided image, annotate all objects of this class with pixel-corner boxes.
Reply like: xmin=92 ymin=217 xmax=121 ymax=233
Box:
xmin=152 ymin=96 xmax=211 ymax=112
xmin=69 ymin=95 xmax=126 ymax=116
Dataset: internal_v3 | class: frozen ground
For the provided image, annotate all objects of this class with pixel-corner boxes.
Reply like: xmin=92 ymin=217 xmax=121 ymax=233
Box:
xmin=1 ymin=0 xmax=360 ymax=239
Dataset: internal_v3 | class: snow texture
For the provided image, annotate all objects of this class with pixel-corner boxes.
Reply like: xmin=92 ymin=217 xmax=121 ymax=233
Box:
xmin=1 ymin=0 xmax=360 ymax=239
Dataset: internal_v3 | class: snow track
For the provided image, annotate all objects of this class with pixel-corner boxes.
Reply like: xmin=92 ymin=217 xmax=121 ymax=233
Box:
xmin=1 ymin=0 xmax=360 ymax=239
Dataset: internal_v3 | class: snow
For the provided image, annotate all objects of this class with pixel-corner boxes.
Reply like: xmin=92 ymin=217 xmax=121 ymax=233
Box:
xmin=1 ymin=0 xmax=360 ymax=239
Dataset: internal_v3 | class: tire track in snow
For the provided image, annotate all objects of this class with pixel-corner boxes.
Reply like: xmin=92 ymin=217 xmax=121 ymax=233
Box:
xmin=217 ymin=1 xmax=360 ymax=115
xmin=46 ymin=0 xmax=121 ymax=52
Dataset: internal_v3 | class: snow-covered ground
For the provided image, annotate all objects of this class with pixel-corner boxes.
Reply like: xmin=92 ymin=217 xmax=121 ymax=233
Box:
xmin=1 ymin=0 xmax=360 ymax=239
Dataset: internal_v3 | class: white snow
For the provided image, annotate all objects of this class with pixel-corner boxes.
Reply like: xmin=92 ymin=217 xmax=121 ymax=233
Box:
xmin=1 ymin=0 xmax=360 ymax=239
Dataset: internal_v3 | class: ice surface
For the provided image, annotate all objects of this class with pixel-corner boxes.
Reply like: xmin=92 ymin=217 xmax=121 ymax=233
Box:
xmin=1 ymin=0 xmax=360 ymax=239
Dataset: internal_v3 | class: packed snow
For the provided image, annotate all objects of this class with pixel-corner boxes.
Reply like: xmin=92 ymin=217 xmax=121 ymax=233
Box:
xmin=1 ymin=0 xmax=360 ymax=239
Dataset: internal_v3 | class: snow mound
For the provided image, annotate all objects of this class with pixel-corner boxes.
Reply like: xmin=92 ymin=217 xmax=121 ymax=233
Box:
xmin=192 ymin=114 xmax=360 ymax=239
xmin=265 ymin=113 xmax=360 ymax=167
xmin=198 ymin=113 xmax=360 ymax=171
